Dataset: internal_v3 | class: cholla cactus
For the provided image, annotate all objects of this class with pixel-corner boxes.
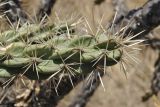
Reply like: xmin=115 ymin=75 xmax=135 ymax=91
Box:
xmin=0 ymin=19 xmax=143 ymax=81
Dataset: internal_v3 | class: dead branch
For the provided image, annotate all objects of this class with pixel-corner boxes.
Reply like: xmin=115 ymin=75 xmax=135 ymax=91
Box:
xmin=112 ymin=0 xmax=128 ymax=26
xmin=0 ymin=0 xmax=56 ymax=26
xmin=142 ymin=53 xmax=160 ymax=101
xmin=112 ymin=0 xmax=160 ymax=39
xmin=0 ymin=0 xmax=27 ymax=25
xmin=68 ymin=71 xmax=103 ymax=107
xmin=94 ymin=0 xmax=105 ymax=5
xmin=38 ymin=0 xmax=56 ymax=20
xmin=146 ymin=38 xmax=160 ymax=50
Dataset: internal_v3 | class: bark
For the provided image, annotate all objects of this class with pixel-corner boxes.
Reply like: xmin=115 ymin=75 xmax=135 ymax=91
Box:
xmin=146 ymin=38 xmax=160 ymax=50
xmin=38 ymin=0 xmax=56 ymax=20
xmin=68 ymin=71 xmax=103 ymax=107
xmin=0 ymin=0 xmax=27 ymax=25
xmin=0 ymin=0 xmax=56 ymax=26
xmin=112 ymin=0 xmax=160 ymax=39
xmin=112 ymin=0 xmax=128 ymax=27
xmin=142 ymin=53 xmax=160 ymax=101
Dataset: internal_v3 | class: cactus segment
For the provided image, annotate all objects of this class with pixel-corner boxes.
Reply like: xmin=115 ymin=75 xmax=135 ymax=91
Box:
xmin=0 ymin=30 xmax=16 ymax=44
xmin=1 ymin=58 xmax=31 ymax=67
xmin=5 ymin=42 xmax=26 ymax=57
xmin=68 ymin=35 xmax=96 ymax=47
xmin=94 ymin=39 xmax=120 ymax=50
xmin=0 ymin=68 xmax=14 ymax=78
xmin=0 ymin=23 xmax=127 ymax=80
xmin=23 ymin=44 xmax=53 ymax=59
xmin=0 ymin=66 xmax=22 ymax=78
xmin=0 ymin=24 xmax=41 ymax=43
xmin=37 ymin=60 xmax=62 ymax=73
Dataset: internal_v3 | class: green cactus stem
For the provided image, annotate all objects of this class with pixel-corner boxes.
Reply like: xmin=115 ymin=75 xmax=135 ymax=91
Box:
xmin=0 ymin=23 xmax=130 ymax=80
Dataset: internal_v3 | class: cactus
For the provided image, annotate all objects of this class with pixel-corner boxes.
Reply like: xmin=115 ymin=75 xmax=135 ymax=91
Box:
xmin=0 ymin=21 xmax=140 ymax=80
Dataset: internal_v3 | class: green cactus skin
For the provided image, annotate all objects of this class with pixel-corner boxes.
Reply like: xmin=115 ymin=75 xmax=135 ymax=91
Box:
xmin=0 ymin=23 xmax=123 ymax=80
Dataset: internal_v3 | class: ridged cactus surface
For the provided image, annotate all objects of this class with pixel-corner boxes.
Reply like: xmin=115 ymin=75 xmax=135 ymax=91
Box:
xmin=0 ymin=23 xmax=132 ymax=80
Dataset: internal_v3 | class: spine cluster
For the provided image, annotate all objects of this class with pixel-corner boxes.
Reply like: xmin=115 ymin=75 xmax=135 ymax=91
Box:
xmin=0 ymin=22 xmax=139 ymax=80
